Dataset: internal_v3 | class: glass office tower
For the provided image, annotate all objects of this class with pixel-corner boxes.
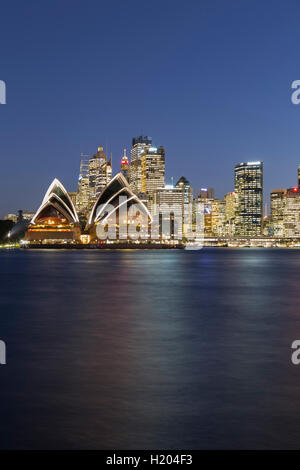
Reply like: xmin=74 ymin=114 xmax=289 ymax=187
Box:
xmin=234 ymin=161 xmax=263 ymax=236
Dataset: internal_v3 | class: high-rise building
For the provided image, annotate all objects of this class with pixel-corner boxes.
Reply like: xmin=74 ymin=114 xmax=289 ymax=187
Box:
xmin=298 ymin=165 xmax=300 ymax=187
xmin=270 ymin=189 xmax=287 ymax=222
xmin=68 ymin=192 xmax=77 ymax=207
xmin=76 ymin=154 xmax=90 ymax=216
xmin=234 ymin=161 xmax=263 ymax=236
xmin=131 ymin=135 xmax=152 ymax=162
xmin=282 ymin=188 xmax=300 ymax=237
xmin=152 ymin=186 xmax=184 ymax=240
xmin=121 ymin=148 xmax=129 ymax=182
xmin=223 ymin=191 xmax=238 ymax=237
xmin=175 ymin=176 xmax=193 ymax=205
xmin=199 ymin=188 xmax=214 ymax=199
xmin=76 ymin=147 xmax=112 ymax=216
xmin=211 ymin=199 xmax=226 ymax=236
xmin=129 ymin=135 xmax=152 ymax=194
xmin=129 ymin=160 xmax=142 ymax=194
xmin=152 ymin=186 xmax=183 ymax=206
xmin=225 ymin=191 xmax=238 ymax=222
xmin=269 ymin=186 xmax=300 ymax=238
xmin=175 ymin=176 xmax=193 ymax=236
xmin=141 ymin=146 xmax=165 ymax=203
xmin=88 ymin=146 xmax=112 ymax=206
xmin=196 ymin=192 xmax=213 ymax=236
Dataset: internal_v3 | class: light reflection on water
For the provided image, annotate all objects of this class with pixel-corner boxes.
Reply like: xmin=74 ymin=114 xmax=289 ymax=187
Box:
xmin=0 ymin=248 xmax=300 ymax=449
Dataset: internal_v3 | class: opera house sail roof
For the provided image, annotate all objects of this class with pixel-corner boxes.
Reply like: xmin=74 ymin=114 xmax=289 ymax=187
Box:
xmin=87 ymin=172 xmax=152 ymax=230
xmin=26 ymin=178 xmax=81 ymax=243
xmin=25 ymin=174 xmax=153 ymax=245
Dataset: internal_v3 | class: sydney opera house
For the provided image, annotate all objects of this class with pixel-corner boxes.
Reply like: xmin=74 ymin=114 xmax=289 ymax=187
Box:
xmin=87 ymin=173 xmax=152 ymax=241
xmin=25 ymin=173 xmax=152 ymax=245
xmin=26 ymin=179 xmax=81 ymax=243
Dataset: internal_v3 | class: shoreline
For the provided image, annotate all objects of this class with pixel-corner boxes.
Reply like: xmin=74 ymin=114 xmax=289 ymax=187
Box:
xmin=7 ymin=243 xmax=300 ymax=250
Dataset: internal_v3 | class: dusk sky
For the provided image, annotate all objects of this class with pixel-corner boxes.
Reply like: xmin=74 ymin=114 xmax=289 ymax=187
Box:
xmin=1 ymin=0 xmax=300 ymax=217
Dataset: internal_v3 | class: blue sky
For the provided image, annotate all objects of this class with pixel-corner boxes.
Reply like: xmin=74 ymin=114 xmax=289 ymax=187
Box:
xmin=1 ymin=0 xmax=300 ymax=216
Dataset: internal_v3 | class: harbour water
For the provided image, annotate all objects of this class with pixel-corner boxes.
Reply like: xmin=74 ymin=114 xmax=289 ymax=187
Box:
xmin=0 ymin=248 xmax=300 ymax=449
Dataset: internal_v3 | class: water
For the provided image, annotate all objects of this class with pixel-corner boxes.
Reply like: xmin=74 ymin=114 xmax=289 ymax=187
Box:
xmin=0 ymin=248 xmax=300 ymax=449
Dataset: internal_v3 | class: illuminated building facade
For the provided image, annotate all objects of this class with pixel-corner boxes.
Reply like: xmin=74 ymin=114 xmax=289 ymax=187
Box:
xmin=76 ymin=154 xmax=90 ymax=215
xmin=199 ymin=188 xmax=214 ymax=199
xmin=175 ymin=176 xmax=193 ymax=205
xmin=121 ymin=148 xmax=129 ymax=182
xmin=4 ymin=214 xmax=18 ymax=223
xmin=211 ymin=199 xmax=226 ymax=236
xmin=270 ymin=178 xmax=300 ymax=237
xmin=282 ymin=188 xmax=300 ymax=237
xmin=197 ymin=188 xmax=215 ymax=236
xmin=152 ymin=186 xmax=184 ymax=240
xmin=129 ymin=135 xmax=152 ymax=194
xmin=131 ymin=135 xmax=152 ymax=161
xmin=225 ymin=191 xmax=237 ymax=222
xmin=175 ymin=176 xmax=193 ymax=236
xmin=26 ymin=179 xmax=81 ymax=243
xmin=129 ymin=159 xmax=142 ymax=194
xmin=141 ymin=146 xmax=165 ymax=204
xmin=88 ymin=146 xmax=112 ymax=207
xmin=270 ymin=189 xmax=287 ymax=222
xmin=196 ymin=193 xmax=213 ymax=236
xmin=21 ymin=211 xmax=36 ymax=222
xmin=224 ymin=191 xmax=238 ymax=236
xmin=234 ymin=161 xmax=263 ymax=236
xmin=68 ymin=191 xmax=77 ymax=207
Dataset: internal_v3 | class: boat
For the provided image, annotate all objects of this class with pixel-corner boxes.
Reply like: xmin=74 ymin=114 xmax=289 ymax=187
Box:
xmin=184 ymin=240 xmax=203 ymax=250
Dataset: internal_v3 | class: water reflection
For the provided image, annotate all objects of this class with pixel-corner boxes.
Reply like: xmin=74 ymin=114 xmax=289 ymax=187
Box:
xmin=0 ymin=249 xmax=300 ymax=449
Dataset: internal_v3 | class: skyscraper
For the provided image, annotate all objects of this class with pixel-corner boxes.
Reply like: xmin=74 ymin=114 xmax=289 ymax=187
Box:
xmin=225 ymin=191 xmax=238 ymax=222
xmin=76 ymin=154 xmax=90 ymax=215
xmin=129 ymin=136 xmax=152 ymax=194
xmin=175 ymin=176 xmax=193 ymax=237
xmin=131 ymin=135 xmax=152 ymax=162
xmin=141 ymin=146 xmax=165 ymax=203
xmin=282 ymin=187 xmax=300 ymax=237
xmin=152 ymin=186 xmax=184 ymax=240
xmin=234 ymin=161 xmax=263 ymax=236
xmin=88 ymin=146 xmax=112 ymax=206
xmin=196 ymin=190 xmax=214 ymax=236
xmin=121 ymin=148 xmax=129 ymax=182
xmin=68 ymin=192 xmax=77 ymax=207
xmin=175 ymin=176 xmax=193 ymax=205
xmin=211 ymin=199 xmax=226 ymax=236
xmin=270 ymin=189 xmax=287 ymax=222
xmin=224 ymin=191 xmax=238 ymax=236
xmin=199 ymin=188 xmax=214 ymax=200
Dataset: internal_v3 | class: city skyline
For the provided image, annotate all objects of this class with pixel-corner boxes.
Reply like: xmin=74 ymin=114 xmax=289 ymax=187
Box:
xmin=3 ymin=136 xmax=299 ymax=221
xmin=1 ymin=1 xmax=300 ymax=216
xmin=1 ymin=134 xmax=300 ymax=219
xmin=7 ymin=144 xmax=299 ymax=245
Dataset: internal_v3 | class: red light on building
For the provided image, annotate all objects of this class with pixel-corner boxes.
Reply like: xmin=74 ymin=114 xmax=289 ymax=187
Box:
xmin=293 ymin=187 xmax=298 ymax=192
